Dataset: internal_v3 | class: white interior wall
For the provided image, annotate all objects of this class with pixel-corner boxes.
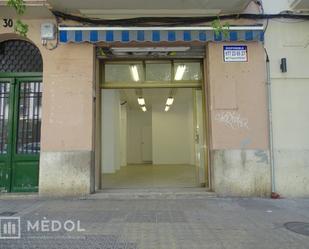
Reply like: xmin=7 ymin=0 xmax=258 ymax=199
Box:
xmin=120 ymin=104 xmax=127 ymax=167
xmin=152 ymin=101 xmax=195 ymax=165
xmin=188 ymin=96 xmax=195 ymax=165
xmin=102 ymin=89 xmax=195 ymax=168
xmin=101 ymin=89 xmax=121 ymax=173
xmin=127 ymin=109 xmax=152 ymax=164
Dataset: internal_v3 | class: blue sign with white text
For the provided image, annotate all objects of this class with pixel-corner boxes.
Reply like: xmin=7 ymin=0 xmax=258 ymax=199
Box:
xmin=223 ymin=45 xmax=248 ymax=62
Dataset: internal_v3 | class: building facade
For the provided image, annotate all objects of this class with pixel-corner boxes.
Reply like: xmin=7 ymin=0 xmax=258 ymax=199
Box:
xmin=263 ymin=0 xmax=309 ymax=197
xmin=0 ymin=0 xmax=308 ymax=197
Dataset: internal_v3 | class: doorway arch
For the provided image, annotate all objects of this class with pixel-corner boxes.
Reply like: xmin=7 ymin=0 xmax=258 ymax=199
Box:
xmin=0 ymin=37 xmax=43 ymax=192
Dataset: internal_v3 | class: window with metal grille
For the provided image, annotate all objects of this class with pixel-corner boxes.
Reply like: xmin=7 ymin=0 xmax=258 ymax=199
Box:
xmin=0 ymin=82 xmax=10 ymax=155
xmin=0 ymin=40 xmax=43 ymax=72
xmin=17 ymin=81 xmax=42 ymax=154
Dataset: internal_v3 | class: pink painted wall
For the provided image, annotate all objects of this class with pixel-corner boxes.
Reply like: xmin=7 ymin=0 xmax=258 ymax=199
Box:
xmin=41 ymin=43 xmax=95 ymax=151
xmin=206 ymin=42 xmax=268 ymax=150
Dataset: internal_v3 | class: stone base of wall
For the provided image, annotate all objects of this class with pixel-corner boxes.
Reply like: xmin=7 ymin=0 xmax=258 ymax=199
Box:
xmin=275 ymin=149 xmax=309 ymax=198
xmin=37 ymin=149 xmax=308 ymax=198
xmin=211 ymin=149 xmax=271 ymax=197
xmin=39 ymin=151 xmax=93 ymax=197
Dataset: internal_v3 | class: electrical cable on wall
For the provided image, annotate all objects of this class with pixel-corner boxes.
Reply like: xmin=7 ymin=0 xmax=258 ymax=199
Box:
xmin=52 ymin=10 xmax=309 ymax=27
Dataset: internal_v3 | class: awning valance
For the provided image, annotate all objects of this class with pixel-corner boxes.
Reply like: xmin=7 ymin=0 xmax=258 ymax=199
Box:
xmin=58 ymin=26 xmax=264 ymax=44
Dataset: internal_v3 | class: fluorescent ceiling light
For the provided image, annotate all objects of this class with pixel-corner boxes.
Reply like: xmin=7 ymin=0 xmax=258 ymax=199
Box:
xmin=175 ymin=65 xmax=186 ymax=81
xmin=130 ymin=65 xmax=140 ymax=82
xmin=141 ymin=106 xmax=147 ymax=112
xmin=137 ymin=97 xmax=145 ymax=106
xmin=112 ymin=47 xmax=190 ymax=53
xmin=166 ymin=97 xmax=174 ymax=106
xmin=165 ymin=106 xmax=170 ymax=112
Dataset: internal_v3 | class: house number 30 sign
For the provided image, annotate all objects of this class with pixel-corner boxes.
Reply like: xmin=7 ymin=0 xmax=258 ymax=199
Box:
xmin=2 ymin=19 xmax=14 ymax=28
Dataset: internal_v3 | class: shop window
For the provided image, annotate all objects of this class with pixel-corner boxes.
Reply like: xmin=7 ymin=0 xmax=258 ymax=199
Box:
xmin=145 ymin=61 xmax=171 ymax=82
xmin=105 ymin=63 xmax=143 ymax=83
xmin=174 ymin=62 xmax=201 ymax=81
xmin=103 ymin=60 xmax=202 ymax=87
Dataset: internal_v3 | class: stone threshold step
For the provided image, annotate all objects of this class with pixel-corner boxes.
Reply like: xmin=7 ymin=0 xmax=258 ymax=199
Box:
xmin=88 ymin=188 xmax=217 ymax=200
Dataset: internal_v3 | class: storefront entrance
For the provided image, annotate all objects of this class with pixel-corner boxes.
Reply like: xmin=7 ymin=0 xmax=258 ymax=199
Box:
xmin=0 ymin=40 xmax=43 ymax=192
xmin=99 ymin=55 xmax=209 ymax=189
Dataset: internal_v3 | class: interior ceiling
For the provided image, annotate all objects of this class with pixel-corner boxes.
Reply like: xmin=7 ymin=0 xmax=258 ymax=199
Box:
xmin=0 ymin=0 xmax=252 ymax=20
xmin=47 ymin=0 xmax=251 ymax=18
xmin=120 ymin=88 xmax=193 ymax=111
xmin=0 ymin=1 xmax=53 ymax=19
xmin=291 ymin=0 xmax=309 ymax=10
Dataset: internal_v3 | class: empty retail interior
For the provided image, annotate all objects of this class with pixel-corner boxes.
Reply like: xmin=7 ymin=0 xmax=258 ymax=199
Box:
xmin=99 ymin=59 xmax=208 ymax=189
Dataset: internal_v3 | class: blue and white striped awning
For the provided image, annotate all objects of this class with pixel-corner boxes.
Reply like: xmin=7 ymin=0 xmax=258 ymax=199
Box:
xmin=59 ymin=26 xmax=264 ymax=44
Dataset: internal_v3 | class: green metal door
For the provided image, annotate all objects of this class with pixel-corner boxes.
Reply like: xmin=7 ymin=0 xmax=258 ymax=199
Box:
xmin=0 ymin=77 xmax=42 ymax=192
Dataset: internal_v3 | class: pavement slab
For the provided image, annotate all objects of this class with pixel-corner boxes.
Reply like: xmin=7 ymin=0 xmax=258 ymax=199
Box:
xmin=0 ymin=196 xmax=308 ymax=249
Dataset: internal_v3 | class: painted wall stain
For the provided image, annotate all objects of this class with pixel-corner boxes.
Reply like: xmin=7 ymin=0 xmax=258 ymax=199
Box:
xmin=255 ymin=150 xmax=269 ymax=164
xmin=215 ymin=111 xmax=249 ymax=130
xmin=241 ymin=150 xmax=247 ymax=168
xmin=211 ymin=149 xmax=271 ymax=197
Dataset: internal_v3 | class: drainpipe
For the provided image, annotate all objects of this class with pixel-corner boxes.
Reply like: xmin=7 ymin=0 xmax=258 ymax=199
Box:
xmin=265 ymin=51 xmax=280 ymax=199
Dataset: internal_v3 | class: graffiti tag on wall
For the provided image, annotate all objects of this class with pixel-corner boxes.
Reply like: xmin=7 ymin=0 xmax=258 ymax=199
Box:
xmin=215 ymin=111 xmax=249 ymax=130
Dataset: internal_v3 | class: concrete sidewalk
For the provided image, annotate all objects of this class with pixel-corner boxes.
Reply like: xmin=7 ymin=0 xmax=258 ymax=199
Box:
xmin=0 ymin=195 xmax=308 ymax=249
